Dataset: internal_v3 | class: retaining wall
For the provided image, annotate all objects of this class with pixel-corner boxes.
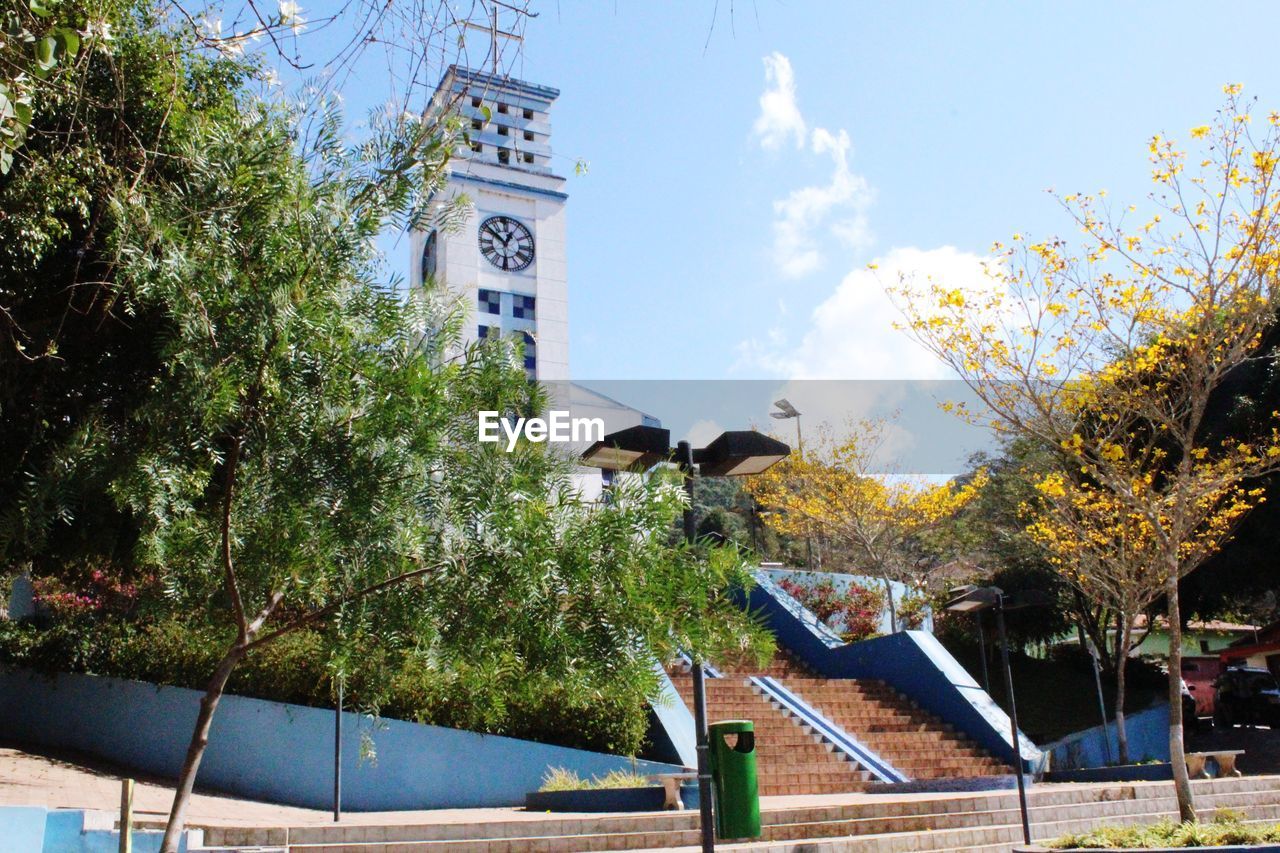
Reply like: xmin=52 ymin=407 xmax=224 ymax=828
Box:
xmin=0 ymin=668 xmax=681 ymax=811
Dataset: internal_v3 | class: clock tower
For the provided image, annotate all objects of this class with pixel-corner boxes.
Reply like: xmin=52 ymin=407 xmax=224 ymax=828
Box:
xmin=413 ymin=65 xmax=569 ymax=381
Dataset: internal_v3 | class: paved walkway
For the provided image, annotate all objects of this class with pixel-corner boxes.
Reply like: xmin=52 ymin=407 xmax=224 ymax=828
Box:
xmin=0 ymin=744 xmax=1021 ymax=830
xmin=9 ymin=742 xmax=1265 ymax=835
xmin=0 ymin=745 xmax=331 ymax=826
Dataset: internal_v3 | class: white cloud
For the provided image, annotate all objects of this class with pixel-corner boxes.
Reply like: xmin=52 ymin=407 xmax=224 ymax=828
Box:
xmin=752 ymin=53 xmax=807 ymax=151
xmin=752 ymin=56 xmax=874 ymax=279
xmin=742 ymin=54 xmax=1005 ymax=395
xmin=772 ymin=128 xmax=873 ymax=278
xmin=739 ymin=246 xmax=996 ymax=380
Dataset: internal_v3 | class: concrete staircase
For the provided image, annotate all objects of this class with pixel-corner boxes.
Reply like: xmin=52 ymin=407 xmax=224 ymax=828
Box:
xmin=668 ymin=650 xmax=1005 ymax=794
xmin=669 ymin=674 xmax=877 ymax=795
xmin=186 ymin=775 xmax=1280 ymax=852
xmin=775 ymin=676 xmax=1006 ymax=781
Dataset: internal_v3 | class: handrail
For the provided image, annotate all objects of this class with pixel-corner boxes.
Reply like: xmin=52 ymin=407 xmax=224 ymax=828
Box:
xmin=750 ymin=675 xmax=908 ymax=784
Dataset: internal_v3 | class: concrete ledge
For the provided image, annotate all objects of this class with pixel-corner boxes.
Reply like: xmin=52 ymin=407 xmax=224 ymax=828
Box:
xmin=0 ymin=668 xmax=682 ymax=811
xmin=524 ymin=784 xmax=698 ymax=812
xmin=1016 ymin=847 xmax=1280 ymax=852
xmin=1044 ymin=763 xmax=1173 ymax=784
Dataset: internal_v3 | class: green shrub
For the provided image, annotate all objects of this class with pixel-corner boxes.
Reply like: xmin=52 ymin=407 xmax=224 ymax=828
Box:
xmin=539 ymin=767 xmax=589 ymax=791
xmin=1047 ymin=816 xmax=1280 ymax=849
xmin=538 ymin=766 xmax=652 ymax=792
xmin=591 ymin=769 xmax=651 ymax=789
xmin=0 ymin=615 xmax=655 ymax=757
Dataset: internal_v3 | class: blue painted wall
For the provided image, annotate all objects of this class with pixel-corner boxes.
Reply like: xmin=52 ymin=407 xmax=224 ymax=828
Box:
xmin=0 ymin=670 xmax=682 ymax=811
xmin=0 ymin=806 xmax=46 ymax=852
xmin=742 ymin=573 xmax=1041 ymax=772
xmin=646 ymin=661 xmax=697 ymax=769
xmin=1043 ymin=703 xmax=1171 ymax=770
xmin=0 ymin=807 xmax=180 ymax=853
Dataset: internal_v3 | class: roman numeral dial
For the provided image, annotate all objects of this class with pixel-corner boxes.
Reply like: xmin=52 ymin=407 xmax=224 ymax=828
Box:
xmin=478 ymin=215 xmax=535 ymax=272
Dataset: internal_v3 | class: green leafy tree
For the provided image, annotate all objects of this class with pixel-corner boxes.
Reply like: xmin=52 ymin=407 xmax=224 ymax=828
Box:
xmin=1 ymin=7 xmax=773 ymax=852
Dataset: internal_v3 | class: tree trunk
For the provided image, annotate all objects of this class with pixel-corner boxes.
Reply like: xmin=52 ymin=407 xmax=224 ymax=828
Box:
xmin=161 ymin=644 xmax=245 ymax=853
xmin=1115 ymin=617 xmax=1133 ymax=765
xmin=1165 ymin=569 xmax=1196 ymax=823
xmin=883 ymin=577 xmax=898 ymax=633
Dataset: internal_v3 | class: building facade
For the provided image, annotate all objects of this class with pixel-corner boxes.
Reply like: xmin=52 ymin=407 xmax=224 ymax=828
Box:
xmin=412 ymin=65 xmax=569 ymax=381
xmin=413 ymin=66 xmax=658 ymax=499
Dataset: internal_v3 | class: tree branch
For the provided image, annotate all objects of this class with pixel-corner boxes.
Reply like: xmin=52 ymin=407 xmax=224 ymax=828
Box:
xmin=242 ymin=559 xmax=443 ymax=652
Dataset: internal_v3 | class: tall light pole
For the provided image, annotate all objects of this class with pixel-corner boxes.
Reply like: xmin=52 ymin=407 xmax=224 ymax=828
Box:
xmin=769 ymin=399 xmax=814 ymax=570
xmin=945 ymin=585 xmax=1032 ymax=846
xmin=1085 ymin=636 xmax=1114 ymax=766
xmin=333 ymin=680 xmax=342 ymax=822
xmin=583 ymin=425 xmax=791 ymax=853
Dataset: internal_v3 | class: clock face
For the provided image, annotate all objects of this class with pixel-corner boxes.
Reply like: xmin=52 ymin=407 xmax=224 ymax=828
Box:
xmin=478 ymin=215 xmax=535 ymax=272
xmin=421 ymin=230 xmax=438 ymax=281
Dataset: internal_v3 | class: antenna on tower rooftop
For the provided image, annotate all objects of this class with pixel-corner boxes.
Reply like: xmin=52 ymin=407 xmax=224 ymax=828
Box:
xmin=463 ymin=0 xmax=538 ymax=77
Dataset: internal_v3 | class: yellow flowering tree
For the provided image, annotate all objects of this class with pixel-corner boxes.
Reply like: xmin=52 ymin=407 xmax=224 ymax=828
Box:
xmin=746 ymin=417 xmax=987 ymax=631
xmin=894 ymin=86 xmax=1280 ymax=820
xmin=1027 ymin=466 xmax=1264 ymax=764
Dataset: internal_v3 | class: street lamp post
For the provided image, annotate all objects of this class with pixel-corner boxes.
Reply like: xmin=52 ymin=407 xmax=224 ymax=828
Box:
xmin=944 ymin=585 xmax=1033 ymax=846
xmin=1084 ymin=636 xmax=1114 ymax=766
xmin=333 ymin=681 xmax=342 ymax=822
xmin=975 ymin=611 xmax=990 ymax=692
xmin=676 ymin=439 xmax=713 ymax=853
xmin=769 ymin=399 xmax=814 ymax=570
xmin=992 ymin=593 xmax=1031 ymax=846
xmin=583 ymin=425 xmax=791 ymax=853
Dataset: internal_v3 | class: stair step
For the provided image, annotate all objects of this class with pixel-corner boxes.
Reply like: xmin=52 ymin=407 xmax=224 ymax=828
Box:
xmin=196 ymin=777 xmax=1280 ymax=852
xmin=277 ymin=796 xmax=1280 ymax=851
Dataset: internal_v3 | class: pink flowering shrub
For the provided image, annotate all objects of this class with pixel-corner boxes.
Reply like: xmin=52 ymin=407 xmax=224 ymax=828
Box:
xmin=778 ymin=574 xmax=885 ymax=643
xmin=31 ymin=568 xmax=152 ymax=620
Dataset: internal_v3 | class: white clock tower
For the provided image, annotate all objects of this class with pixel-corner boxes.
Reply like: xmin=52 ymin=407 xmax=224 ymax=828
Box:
xmin=412 ymin=65 xmax=569 ymax=381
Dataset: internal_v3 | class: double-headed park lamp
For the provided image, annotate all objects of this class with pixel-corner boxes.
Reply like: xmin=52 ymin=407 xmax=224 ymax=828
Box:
xmin=581 ymin=425 xmax=790 ymax=478
xmin=770 ymin=398 xmax=801 ymax=420
xmin=580 ymin=422 xmax=790 ymax=853
xmin=943 ymin=584 xmax=1003 ymax=613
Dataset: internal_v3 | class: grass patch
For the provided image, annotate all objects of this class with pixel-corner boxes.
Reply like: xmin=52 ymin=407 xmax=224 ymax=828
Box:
xmin=1047 ymin=810 xmax=1280 ymax=848
xmin=538 ymin=767 xmax=653 ymax=792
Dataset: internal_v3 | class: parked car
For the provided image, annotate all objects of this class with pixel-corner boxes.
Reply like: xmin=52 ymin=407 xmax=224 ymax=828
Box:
xmin=1213 ymin=666 xmax=1280 ymax=728
xmin=1181 ymin=657 xmax=1222 ymax=717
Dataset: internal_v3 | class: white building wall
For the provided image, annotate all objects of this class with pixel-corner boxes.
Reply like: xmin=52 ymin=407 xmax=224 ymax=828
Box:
xmin=412 ymin=66 xmax=570 ymax=382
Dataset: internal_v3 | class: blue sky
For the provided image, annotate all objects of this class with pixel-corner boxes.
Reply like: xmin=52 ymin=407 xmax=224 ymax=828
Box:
xmin=476 ymin=2 xmax=1280 ymax=383
xmin=281 ymin=1 xmax=1280 ymax=430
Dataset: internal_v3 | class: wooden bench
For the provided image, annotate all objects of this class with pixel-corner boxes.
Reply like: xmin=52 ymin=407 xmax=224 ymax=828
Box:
xmin=650 ymin=772 xmax=699 ymax=810
xmin=1186 ymin=750 xmax=1245 ymax=778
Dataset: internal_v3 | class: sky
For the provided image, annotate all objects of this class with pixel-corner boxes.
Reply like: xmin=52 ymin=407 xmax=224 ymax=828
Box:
xmin=490 ymin=2 xmax=1280 ymax=382
xmin=285 ymin=1 xmax=1280 ymax=465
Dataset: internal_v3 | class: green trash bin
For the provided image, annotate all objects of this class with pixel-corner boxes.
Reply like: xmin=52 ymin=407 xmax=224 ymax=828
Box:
xmin=708 ymin=719 xmax=761 ymax=839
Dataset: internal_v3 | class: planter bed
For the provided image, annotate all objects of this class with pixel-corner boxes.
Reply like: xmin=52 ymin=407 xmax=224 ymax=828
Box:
xmin=1044 ymin=763 xmax=1174 ymax=784
xmin=525 ymin=784 xmax=698 ymax=812
xmin=1017 ymin=847 xmax=1280 ymax=852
